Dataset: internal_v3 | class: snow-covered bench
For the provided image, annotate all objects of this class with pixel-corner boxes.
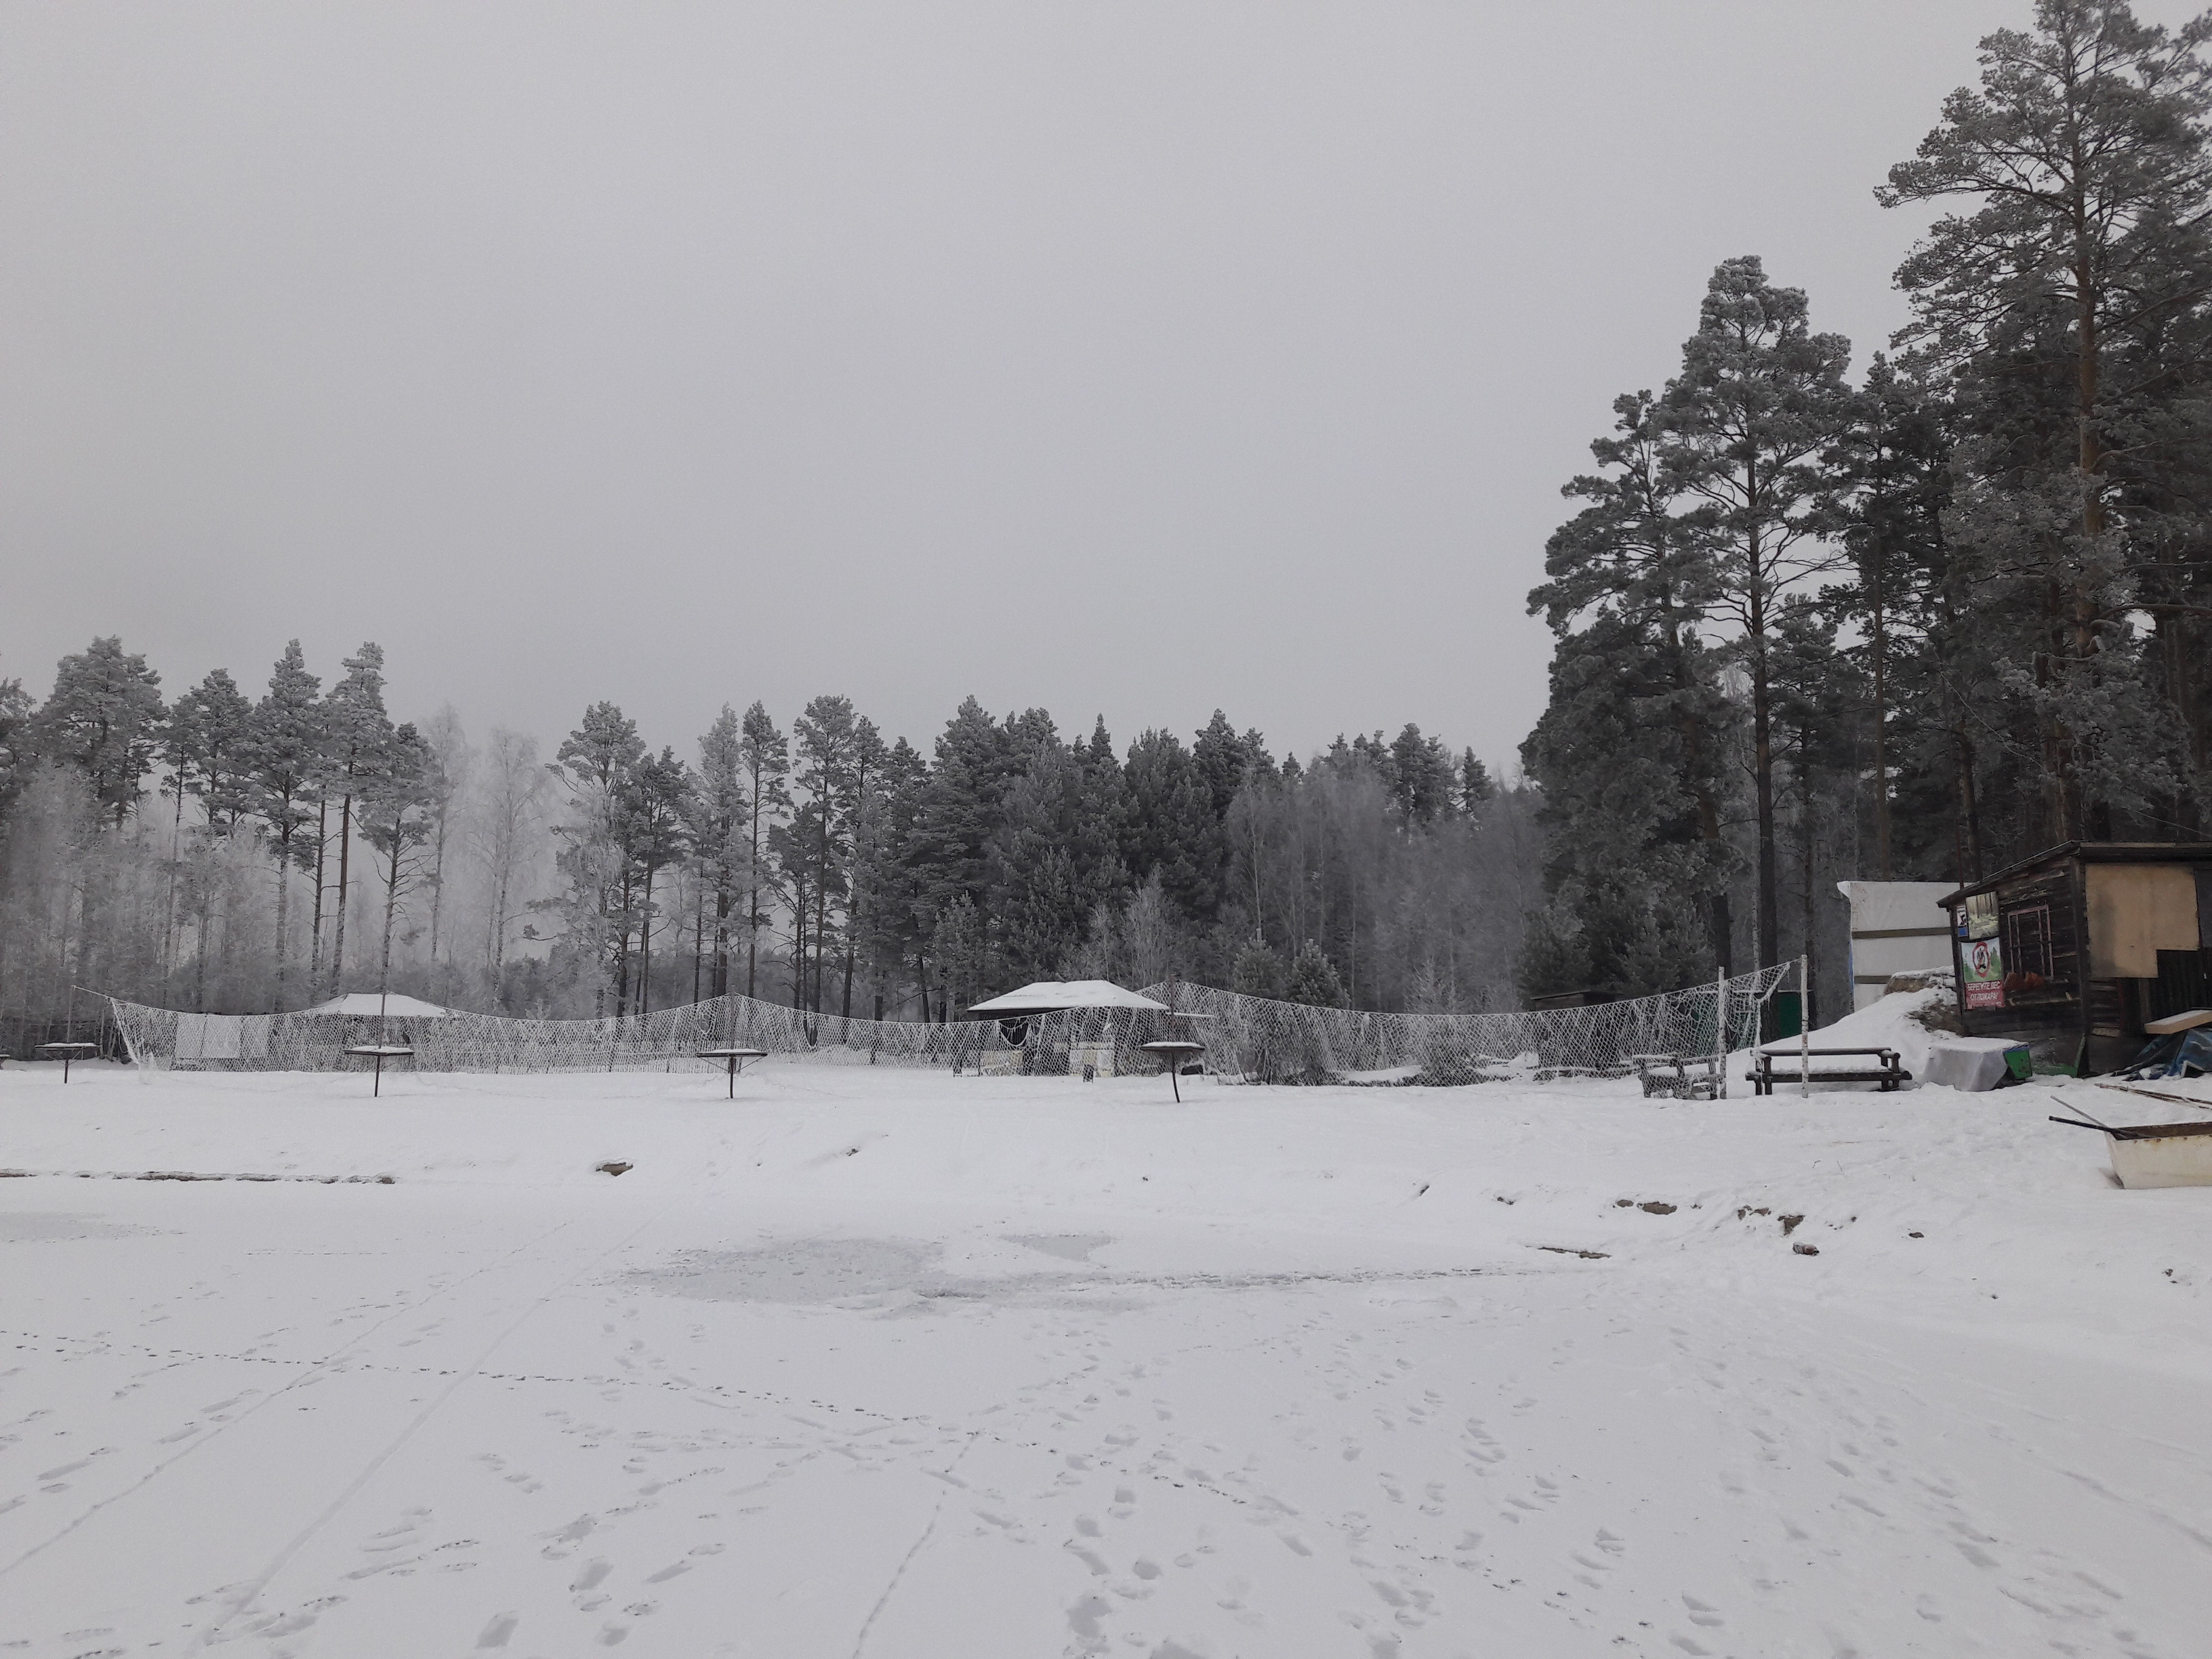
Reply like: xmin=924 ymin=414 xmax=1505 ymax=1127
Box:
xmin=1631 ymin=1052 xmax=1725 ymax=1100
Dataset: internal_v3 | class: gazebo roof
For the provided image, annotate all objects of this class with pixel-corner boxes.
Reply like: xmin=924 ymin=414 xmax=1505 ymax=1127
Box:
xmin=297 ymin=993 xmax=454 ymax=1019
xmin=966 ymin=980 xmax=1170 ymax=1015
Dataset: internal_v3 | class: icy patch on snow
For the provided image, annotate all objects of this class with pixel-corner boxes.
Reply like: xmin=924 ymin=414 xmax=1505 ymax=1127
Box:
xmin=1004 ymin=1231 xmax=1112 ymax=1262
xmin=0 ymin=1210 xmax=167 ymax=1242
xmin=634 ymin=1237 xmax=937 ymax=1304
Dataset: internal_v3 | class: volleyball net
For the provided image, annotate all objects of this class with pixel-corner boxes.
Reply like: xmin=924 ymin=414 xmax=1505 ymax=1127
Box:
xmin=106 ymin=964 xmax=1789 ymax=1086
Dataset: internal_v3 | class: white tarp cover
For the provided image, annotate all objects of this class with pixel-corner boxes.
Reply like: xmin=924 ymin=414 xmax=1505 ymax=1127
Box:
xmin=295 ymin=994 xmax=454 ymax=1019
xmin=966 ymin=980 xmax=1171 ymax=1015
xmin=1925 ymin=1036 xmax=2029 ymax=1092
xmin=1836 ymin=880 xmax=1958 ymax=1012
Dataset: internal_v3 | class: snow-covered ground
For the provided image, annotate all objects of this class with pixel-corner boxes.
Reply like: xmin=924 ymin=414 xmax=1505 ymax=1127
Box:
xmin=3 ymin=1018 xmax=2209 ymax=1658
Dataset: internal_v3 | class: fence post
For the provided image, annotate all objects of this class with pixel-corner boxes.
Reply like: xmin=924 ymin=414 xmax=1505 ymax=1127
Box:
xmin=1715 ymin=966 xmax=1728 ymax=1099
xmin=1799 ymin=954 xmax=1811 ymax=1101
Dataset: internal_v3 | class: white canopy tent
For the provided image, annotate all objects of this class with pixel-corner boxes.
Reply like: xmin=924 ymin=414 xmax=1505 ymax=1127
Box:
xmin=965 ymin=981 xmax=1170 ymax=1016
xmin=962 ymin=981 xmax=1176 ymax=1079
xmin=297 ymin=994 xmax=455 ymax=1019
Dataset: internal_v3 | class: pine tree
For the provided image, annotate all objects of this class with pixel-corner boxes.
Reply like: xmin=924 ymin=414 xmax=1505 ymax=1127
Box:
xmin=791 ymin=696 xmax=862 ymax=1014
xmin=737 ymin=703 xmax=791 ymax=1000
xmin=552 ymin=702 xmax=644 ymax=1017
xmin=1664 ymin=257 xmax=1856 ymax=974
xmin=1881 ymin=0 xmax=2212 ymax=838
xmin=1527 ymin=384 xmax=1738 ymax=981
xmin=1284 ymin=939 xmax=1348 ymax=1008
xmin=623 ymin=747 xmax=693 ymax=1017
xmin=159 ymin=668 xmax=253 ymax=979
xmin=241 ymin=642 xmax=323 ymax=1011
xmin=693 ymin=706 xmax=751 ymax=999
xmin=28 ymin=637 xmax=165 ymax=830
xmin=1122 ymin=729 xmax=1225 ymax=924
xmin=1456 ymin=749 xmax=1494 ymax=816
xmin=319 ymin=643 xmax=394 ymax=998
xmin=356 ymin=722 xmax=444 ymax=1021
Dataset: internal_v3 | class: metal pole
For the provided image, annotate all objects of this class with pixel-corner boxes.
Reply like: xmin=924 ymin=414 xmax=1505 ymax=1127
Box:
xmin=1799 ymin=954 xmax=1811 ymax=1101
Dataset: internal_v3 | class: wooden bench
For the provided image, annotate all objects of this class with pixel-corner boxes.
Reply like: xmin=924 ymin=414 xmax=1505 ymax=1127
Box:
xmin=1752 ymin=1046 xmax=1910 ymax=1095
xmin=1631 ymin=1052 xmax=1725 ymax=1100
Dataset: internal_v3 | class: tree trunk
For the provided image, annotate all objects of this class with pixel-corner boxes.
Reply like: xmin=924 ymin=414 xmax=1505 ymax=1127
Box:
xmin=272 ymin=842 xmax=290 ymax=1012
xmin=1871 ymin=544 xmax=1891 ymax=878
xmin=1749 ymin=584 xmax=1780 ymax=978
xmin=309 ymin=796 xmax=328 ymax=994
xmin=331 ymin=790 xmax=354 ymax=994
xmin=638 ymin=864 xmax=654 ymax=1019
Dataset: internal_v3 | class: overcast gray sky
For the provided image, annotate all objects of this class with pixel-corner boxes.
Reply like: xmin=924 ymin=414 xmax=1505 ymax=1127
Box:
xmin=3 ymin=2 xmax=2194 ymax=770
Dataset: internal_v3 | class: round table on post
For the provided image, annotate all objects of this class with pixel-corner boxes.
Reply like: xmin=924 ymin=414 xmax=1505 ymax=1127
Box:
xmin=36 ymin=1042 xmax=99 ymax=1084
xmin=344 ymin=1045 xmax=415 ymax=1097
xmin=696 ymin=1048 xmax=769 ymax=1099
xmin=1139 ymin=1040 xmax=1206 ymax=1103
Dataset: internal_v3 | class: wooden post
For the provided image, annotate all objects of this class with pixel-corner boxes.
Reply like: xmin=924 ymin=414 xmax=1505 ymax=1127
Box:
xmin=1799 ymin=954 xmax=1811 ymax=1100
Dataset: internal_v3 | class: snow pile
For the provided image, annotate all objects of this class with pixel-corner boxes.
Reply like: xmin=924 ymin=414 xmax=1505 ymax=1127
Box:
xmin=1 ymin=1059 xmax=2207 ymax=1656
xmin=1742 ymin=981 xmax=1956 ymax=1084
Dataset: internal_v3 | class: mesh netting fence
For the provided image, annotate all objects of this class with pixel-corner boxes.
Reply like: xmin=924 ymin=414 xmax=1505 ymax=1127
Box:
xmin=106 ymin=964 xmax=1788 ymax=1087
xmin=1146 ymin=966 xmax=1790 ymax=1087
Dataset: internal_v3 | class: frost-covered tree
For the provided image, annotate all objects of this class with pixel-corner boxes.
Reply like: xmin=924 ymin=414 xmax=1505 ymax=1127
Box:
xmin=28 ymin=637 xmax=165 ymax=830
xmin=241 ymin=642 xmax=323 ymax=1011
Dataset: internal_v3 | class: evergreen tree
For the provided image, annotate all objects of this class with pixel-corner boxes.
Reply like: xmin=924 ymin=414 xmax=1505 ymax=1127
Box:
xmin=1231 ymin=937 xmax=1289 ymax=1000
xmin=1122 ymin=729 xmax=1225 ymax=924
xmin=159 ymin=668 xmax=253 ymax=978
xmin=1456 ymin=749 xmax=1494 ymax=816
xmin=1387 ymin=723 xmax=1454 ymax=825
xmin=1664 ymin=256 xmax=1856 ymax=974
xmin=1284 ymin=939 xmax=1349 ymax=1008
xmin=623 ymin=746 xmax=693 ymax=1017
xmin=319 ymin=643 xmax=394 ymax=997
xmin=28 ymin=636 xmax=165 ymax=829
xmin=1882 ymin=0 xmax=2212 ymax=841
xmin=241 ymin=642 xmax=323 ymax=1011
xmin=791 ymin=695 xmax=863 ymax=1014
xmin=1526 ymin=384 xmax=1737 ymax=981
xmin=737 ymin=702 xmax=791 ymax=1000
xmin=551 ymin=701 xmax=644 ymax=1017
xmin=356 ymin=722 xmax=444 ymax=1021
xmin=693 ymin=705 xmax=751 ymax=999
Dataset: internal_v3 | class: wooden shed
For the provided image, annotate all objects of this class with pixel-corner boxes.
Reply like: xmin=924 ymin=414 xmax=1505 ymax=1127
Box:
xmin=1936 ymin=842 xmax=2212 ymax=1075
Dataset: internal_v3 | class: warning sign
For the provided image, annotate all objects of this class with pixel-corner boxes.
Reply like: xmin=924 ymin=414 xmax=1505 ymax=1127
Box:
xmin=1962 ymin=937 xmax=2005 ymax=1010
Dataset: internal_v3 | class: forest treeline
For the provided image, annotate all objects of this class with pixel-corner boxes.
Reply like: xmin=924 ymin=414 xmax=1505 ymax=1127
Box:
xmin=1523 ymin=0 xmax=2212 ymax=1014
xmin=9 ymin=0 xmax=2205 ymax=1033
xmin=0 ymin=635 xmax=1535 ymax=1027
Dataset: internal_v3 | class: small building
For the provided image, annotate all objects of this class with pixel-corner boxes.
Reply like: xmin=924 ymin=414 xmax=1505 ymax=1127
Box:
xmin=1836 ymin=881 xmax=1958 ymax=1012
xmin=1936 ymin=842 xmax=2212 ymax=1074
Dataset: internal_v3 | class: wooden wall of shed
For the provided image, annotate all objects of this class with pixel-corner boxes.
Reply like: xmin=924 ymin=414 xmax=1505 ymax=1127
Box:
xmin=2085 ymin=866 xmax=2203 ymax=978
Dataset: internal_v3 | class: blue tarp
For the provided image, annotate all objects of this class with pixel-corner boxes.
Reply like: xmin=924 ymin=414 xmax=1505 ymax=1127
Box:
xmin=2118 ymin=1027 xmax=2212 ymax=1080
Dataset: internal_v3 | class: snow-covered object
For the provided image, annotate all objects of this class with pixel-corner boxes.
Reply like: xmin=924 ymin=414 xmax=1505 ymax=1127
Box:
xmin=1926 ymin=1036 xmax=2030 ymax=1092
xmin=964 ymin=980 xmax=1172 ymax=1015
xmin=295 ymin=993 xmax=455 ymax=1018
xmin=1738 ymin=982 xmax=1952 ymax=1086
xmin=2104 ymin=1120 xmax=2212 ymax=1189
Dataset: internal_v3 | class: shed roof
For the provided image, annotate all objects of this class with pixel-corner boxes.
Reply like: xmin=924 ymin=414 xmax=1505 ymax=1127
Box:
xmin=1935 ymin=841 xmax=2212 ymax=908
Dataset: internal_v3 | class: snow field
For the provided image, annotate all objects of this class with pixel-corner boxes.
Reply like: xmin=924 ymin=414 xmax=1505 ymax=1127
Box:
xmin=0 ymin=1048 xmax=2207 ymax=1658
